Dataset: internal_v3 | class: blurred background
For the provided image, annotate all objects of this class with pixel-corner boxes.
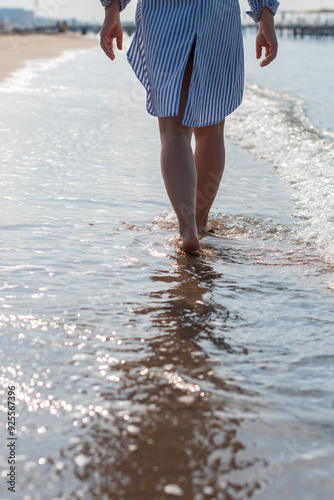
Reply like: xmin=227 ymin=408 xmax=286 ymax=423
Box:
xmin=0 ymin=0 xmax=334 ymax=34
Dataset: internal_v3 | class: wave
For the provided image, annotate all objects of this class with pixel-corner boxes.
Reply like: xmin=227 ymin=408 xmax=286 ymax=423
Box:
xmin=226 ymin=83 xmax=334 ymax=266
xmin=0 ymin=48 xmax=89 ymax=92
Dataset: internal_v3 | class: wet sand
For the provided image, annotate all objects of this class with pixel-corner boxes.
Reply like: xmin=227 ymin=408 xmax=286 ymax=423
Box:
xmin=0 ymin=33 xmax=99 ymax=82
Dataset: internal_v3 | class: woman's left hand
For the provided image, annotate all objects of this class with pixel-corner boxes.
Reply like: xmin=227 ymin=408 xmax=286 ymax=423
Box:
xmin=256 ymin=7 xmax=278 ymax=67
xmin=256 ymin=28 xmax=278 ymax=67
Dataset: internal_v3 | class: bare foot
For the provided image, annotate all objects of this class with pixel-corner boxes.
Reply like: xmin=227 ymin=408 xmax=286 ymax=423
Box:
xmin=196 ymin=216 xmax=209 ymax=232
xmin=180 ymin=229 xmax=200 ymax=253
xmin=197 ymin=221 xmax=214 ymax=233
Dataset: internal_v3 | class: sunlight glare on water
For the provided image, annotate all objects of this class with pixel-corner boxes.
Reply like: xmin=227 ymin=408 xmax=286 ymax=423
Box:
xmin=0 ymin=38 xmax=334 ymax=500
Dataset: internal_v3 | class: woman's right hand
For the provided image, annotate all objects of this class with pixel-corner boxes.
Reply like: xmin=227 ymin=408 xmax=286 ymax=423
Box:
xmin=100 ymin=0 xmax=123 ymax=61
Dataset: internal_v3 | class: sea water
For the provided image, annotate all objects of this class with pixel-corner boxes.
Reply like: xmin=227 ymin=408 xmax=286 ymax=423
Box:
xmin=0 ymin=32 xmax=333 ymax=500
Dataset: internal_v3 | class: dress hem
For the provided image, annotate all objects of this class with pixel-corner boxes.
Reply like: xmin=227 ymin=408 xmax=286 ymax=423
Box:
xmin=144 ymin=101 xmax=244 ymax=128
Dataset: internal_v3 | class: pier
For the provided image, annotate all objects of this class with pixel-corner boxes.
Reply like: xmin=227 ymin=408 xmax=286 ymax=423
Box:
xmin=244 ymin=23 xmax=334 ymax=39
xmin=122 ymin=21 xmax=334 ymax=40
xmin=121 ymin=21 xmax=137 ymax=36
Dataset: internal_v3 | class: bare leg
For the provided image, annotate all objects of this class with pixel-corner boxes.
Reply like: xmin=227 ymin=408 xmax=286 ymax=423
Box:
xmin=194 ymin=120 xmax=225 ymax=230
xmin=158 ymin=47 xmax=200 ymax=252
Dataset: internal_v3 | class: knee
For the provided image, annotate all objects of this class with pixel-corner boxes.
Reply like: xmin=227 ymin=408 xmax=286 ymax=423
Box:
xmin=194 ymin=120 xmax=225 ymax=143
xmin=159 ymin=118 xmax=192 ymax=144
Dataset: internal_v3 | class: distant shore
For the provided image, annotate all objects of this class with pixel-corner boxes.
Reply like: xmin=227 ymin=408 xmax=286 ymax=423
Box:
xmin=0 ymin=32 xmax=99 ymax=83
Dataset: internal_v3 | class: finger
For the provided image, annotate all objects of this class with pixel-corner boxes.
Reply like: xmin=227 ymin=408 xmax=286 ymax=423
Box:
xmin=101 ymin=43 xmax=114 ymax=60
xmin=108 ymin=39 xmax=115 ymax=60
xmin=101 ymin=35 xmax=115 ymax=60
xmin=256 ymin=43 xmax=262 ymax=60
xmin=260 ymin=46 xmax=277 ymax=67
xmin=116 ymin=33 xmax=123 ymax=51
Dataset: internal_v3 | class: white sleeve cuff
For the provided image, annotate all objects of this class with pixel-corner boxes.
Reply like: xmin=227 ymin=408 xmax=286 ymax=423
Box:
xmin=100 ymin=0 xmax=131 ymax=12
xmin=246 ymin=0 xmax=280 ymax=23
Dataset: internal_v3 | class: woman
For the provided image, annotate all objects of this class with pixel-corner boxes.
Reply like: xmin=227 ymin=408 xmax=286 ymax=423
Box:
xmin=99 ymin=0 xmax=279 ymax=252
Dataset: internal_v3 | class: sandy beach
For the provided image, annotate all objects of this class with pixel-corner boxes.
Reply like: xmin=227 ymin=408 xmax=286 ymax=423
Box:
xmin=0 ymin=32 xmax=99 ymax=82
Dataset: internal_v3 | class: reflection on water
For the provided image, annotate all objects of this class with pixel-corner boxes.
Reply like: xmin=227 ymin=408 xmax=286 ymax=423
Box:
xmin=52 ymin=254 xmax=260 ymax=500
xmin=1 ymin=47 xmax=334 ymax=500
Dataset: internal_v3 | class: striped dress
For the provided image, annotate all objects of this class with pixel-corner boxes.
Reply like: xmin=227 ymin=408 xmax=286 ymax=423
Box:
xmin=100 ymin=0 xmax=279 ymax=127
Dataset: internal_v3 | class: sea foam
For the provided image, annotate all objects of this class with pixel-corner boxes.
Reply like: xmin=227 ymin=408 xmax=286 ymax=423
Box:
xmin=226 ymin=83 xmax=334 ymax=266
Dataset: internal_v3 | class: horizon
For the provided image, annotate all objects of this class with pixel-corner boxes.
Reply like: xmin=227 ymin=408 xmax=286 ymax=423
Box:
xmin=0 ymin=1 xmax=333 ymax=23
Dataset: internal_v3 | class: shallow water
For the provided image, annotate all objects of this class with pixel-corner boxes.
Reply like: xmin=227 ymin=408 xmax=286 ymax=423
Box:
xmin=0 ymin=38 xmax=334 ymax=500
xmin=243 ymin=31 xmax=334 ymax=134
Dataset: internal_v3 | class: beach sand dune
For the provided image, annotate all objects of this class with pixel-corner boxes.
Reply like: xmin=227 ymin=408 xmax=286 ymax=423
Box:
xmin=0 ymin=32 xmax=99 ymax=82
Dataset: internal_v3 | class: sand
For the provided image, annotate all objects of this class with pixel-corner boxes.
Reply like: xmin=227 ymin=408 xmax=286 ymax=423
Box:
xmin=0 ymin=32 xmax=99 ymax=82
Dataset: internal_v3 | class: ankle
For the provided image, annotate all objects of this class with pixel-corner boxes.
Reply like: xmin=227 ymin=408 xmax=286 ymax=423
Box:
xmin=196 ymin=216 xmax=208 ymax=231
xmin=178 ymin=216 xmax=197 ymax=236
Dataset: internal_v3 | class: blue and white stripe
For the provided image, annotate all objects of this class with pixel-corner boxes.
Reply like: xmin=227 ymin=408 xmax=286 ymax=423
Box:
xmin=101 ymin=0 xmax=131 ymax=11
xmin=100 ymin=1 xmax=279 ymax=127
xmin=246 ymin=0 xmax=279 ymax=22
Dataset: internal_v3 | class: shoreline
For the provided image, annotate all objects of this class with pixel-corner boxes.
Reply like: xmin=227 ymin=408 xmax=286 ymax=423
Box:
xmin=0 ymin=32 xmax=99 ymax=83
